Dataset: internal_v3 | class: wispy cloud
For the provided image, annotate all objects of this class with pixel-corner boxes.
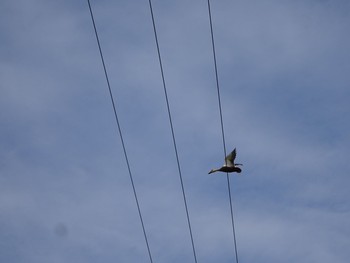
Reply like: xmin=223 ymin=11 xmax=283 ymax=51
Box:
xmin=1 ymin=0 xmax=349 ymax=262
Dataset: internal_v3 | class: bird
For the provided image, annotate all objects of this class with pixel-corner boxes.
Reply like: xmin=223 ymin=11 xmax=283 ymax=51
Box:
xmin=208 ymin=148 xmax=243 ymax=174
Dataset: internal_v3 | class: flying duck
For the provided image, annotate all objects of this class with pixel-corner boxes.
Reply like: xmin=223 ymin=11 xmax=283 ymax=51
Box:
xmin=209 ymin=148 xmax=243 ymax=174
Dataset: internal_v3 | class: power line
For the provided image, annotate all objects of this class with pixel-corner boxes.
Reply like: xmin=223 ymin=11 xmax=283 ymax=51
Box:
xmin=86 ymin=1 xmax=153 ymax=262
xmin=206 ymin=1 xmax=240 ymax=263
xmin=147 ymin=1 xmax=198 ymax=263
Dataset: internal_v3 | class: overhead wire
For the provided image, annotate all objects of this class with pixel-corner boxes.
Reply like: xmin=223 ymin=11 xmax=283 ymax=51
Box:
xmin=86 ymin=1 xmax=153 ymax=262
xmin=206 ymin=1 xmax=240 ymax=263
xmin=147 ymin=1 xmax=198 ymax=263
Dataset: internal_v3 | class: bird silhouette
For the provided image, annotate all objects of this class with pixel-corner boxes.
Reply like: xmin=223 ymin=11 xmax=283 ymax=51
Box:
xmin=209 ymin=148 xmax=243 ymax=174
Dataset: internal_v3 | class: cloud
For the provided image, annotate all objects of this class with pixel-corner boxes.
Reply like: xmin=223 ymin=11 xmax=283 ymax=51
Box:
xmin=1 ymin=0 xmax=349 ymax=262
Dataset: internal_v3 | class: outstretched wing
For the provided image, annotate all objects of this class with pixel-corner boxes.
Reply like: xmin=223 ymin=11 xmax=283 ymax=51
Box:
xmin=224 ymin=148 xmax=236 ymax=167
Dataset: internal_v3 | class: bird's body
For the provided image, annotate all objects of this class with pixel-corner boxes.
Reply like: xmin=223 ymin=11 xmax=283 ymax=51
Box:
xmin=209 ymin=148 xmax=242 ymax=174
xmin=208 ymin=166 xmax=242 ymax=174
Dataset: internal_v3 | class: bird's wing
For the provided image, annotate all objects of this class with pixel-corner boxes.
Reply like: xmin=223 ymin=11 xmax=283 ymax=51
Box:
xmin=224 ymin=148 xmax=236 ymax=167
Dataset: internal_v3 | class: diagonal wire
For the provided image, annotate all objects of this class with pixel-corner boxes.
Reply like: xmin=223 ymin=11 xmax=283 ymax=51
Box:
xmin=147 ymin=1 xmax=198 ymax=263
xmin=207 ymin=1 xmax=239 ymax=263
xmin=86 ymin=1 xmax=153 ymax=262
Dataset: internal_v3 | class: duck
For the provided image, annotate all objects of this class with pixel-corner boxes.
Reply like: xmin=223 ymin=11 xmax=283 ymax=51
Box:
xmin=208 ymin=148 xmax=243 ymax=174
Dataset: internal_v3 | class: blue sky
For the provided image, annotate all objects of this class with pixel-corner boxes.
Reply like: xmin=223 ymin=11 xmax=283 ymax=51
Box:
xmin=1 ymin=0 xmax=350 ymax=262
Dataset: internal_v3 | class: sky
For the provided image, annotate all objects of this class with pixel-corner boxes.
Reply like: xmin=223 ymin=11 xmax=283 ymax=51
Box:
xmin=1 ymin=0 xmax=350 ymax=262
